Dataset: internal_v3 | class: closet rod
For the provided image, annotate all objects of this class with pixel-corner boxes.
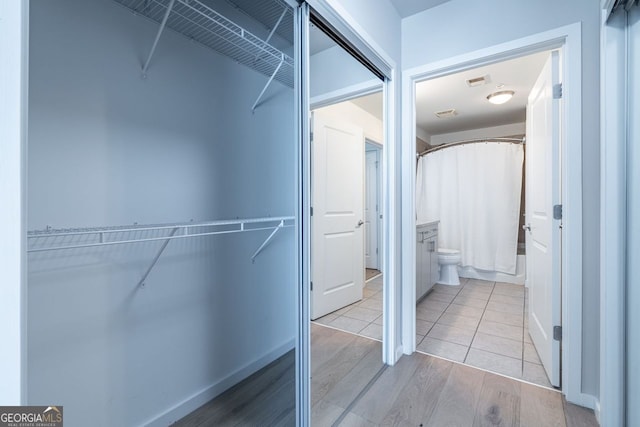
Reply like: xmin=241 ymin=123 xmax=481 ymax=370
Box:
xmin=417 ymin=137 xmax=525 ymax=158
xmin=27 ymin=216 xmax=295 ymax=253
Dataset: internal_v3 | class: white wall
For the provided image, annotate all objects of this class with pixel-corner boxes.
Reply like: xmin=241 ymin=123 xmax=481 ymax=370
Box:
xmin=416 ymin=127 xmax=431 ymax=144
xmin=28 ymin=1 xmax=295 ymax=425
xmin=402 ymin=0 xmax=601 ymax=397
xmin=315 ymin=100 xmax=384 ymax=143
xmin=430 ymin=122 xmax=525 ymax=145
xmin=328 ymin=0 xmax=401 ymax=61
xmin=310 ymin=46 xmax=379 ymax=98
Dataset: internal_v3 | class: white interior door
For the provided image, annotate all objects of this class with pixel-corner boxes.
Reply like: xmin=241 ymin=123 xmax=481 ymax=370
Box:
xmin=311 ymin=111 xmax=364 ymax=320
xmin=365 ymin=148 xmax=379 ymax=270
xmin=525 ymin=51 xmax=561 ymax=387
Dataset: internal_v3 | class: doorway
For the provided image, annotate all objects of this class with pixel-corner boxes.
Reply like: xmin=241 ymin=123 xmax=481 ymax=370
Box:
xmin=401 ymin=24 xmax=586 ymax=405
xmin=411 ymin=50 xmax=558 ymax=388
xmin=306 ymin=13 xmax=385 ymax=323
xmin=365 ymin=140 xmax=383 ymax=281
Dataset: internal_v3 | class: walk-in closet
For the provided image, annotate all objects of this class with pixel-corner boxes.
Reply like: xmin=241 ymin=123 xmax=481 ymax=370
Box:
xmin=26 ymin=0 xmax=298 ymax=425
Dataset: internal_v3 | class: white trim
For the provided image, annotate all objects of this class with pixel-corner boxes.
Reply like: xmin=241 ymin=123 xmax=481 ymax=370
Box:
xmin=594 ymin=399 xmax=602 ymax=425
xmin=382 ymin=69 xmax=398 ymax=365
xmin=0 ymin=0 xmax=29 ymax=405
xmin=599 ymin=6 xmax=627 ymax=426
xmin=401 ymin=23 xmax=585 ymax=405
xmin=310 ymin=78 xmax=382 ymax=109
xmin=143 ymin=340 xmax=295 ymax=427
xmin=295 ymin=5 xmax=311 ymax=426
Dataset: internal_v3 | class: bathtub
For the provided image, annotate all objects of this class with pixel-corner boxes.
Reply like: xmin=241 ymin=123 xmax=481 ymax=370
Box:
xmin=458 ymin=254 xmax=526 ymax=285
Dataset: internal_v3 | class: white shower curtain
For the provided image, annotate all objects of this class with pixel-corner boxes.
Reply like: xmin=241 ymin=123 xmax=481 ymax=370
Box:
xmin=416 ymin=142 xmax=524 ymax=274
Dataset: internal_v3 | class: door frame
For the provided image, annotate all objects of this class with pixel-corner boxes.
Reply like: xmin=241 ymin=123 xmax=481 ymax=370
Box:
xmin=365 ymin=139 xmax=383 ymax=273
xmin=401 ymin=23 xmax=590 ymax=408
xmin=298 ymin=1 xmax=398 ymax=424
xmin=599 ymin=1 xmax=637 ymax=425
xmin=0 ymin=0 xmax=29 ymax=405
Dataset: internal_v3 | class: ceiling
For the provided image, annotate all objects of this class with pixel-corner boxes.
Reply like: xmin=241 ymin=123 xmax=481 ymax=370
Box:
xmin=389 ymin=0 xmax=452 ymax=18
xmin=416 ymin=51 xmax=550 ymax=136
xmin=351 ymin=92 xmax=383 ymax=121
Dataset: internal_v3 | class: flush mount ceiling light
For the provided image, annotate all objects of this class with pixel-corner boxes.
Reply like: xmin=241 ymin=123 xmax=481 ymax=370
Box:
xmin=486 ymin=90 xmax=515 ymax=105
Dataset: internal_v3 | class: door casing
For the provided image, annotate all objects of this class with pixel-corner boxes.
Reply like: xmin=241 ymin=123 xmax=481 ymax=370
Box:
xmin=365 ymin=141 xmax=382 ymax=272
xmin=401 ymin=23 xmax=590 ymax=408
xmin=298 ymin=1 xmax=398 ymax=424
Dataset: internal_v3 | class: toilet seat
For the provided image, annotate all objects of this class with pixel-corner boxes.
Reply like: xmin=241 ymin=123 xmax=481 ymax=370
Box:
xmin=438 ymin=248 xmax=459 ymax=255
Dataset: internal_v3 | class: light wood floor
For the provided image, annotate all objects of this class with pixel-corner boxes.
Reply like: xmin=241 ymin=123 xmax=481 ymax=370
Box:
xmin=175 ymin=323 xmax=598 ymax=426
xmin=366 ymin=268 xmax=382 ymax=281
xmin=173 ymin=351 xmax=295 ymax=426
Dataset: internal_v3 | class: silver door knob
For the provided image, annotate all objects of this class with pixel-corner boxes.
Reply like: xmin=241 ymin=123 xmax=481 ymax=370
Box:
xmin=357 ymin=220 xmax=364 ymax=227
xmin=522 ymin=224 xmax=532 ymax=232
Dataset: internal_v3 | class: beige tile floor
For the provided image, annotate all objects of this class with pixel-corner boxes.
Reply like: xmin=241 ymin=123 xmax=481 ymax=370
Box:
xmin=312 ymin=275 xmax=384 ymax=341
xmin=314 ymin=276 xmax=553 ymax=388
xmin=416 ymin=278 xmax=552 ymax=388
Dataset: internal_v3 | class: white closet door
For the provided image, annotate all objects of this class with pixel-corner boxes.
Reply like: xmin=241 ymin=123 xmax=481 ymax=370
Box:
xmin=311 ymin=111 xmax=364 ymax=320
xmin=627 ymin=5 xmax=640 ymax=424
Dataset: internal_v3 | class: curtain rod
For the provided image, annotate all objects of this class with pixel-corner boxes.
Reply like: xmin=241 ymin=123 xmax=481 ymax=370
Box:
xmin=417 ymin=137 xmax=525 ymax=158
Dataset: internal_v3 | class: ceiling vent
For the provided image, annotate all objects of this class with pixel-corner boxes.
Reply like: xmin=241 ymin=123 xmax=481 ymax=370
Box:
xmin=434 ymin=109 xmax=458 ymax=118
xmin=466 ymin=75 xmax=491 ymax=87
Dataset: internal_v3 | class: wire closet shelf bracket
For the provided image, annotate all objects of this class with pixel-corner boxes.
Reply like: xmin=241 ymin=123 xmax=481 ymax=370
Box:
xmin=113 ymin=0 xmax=294 ymax=110
xmin=27 ymin=216 xmax=295 ymax=286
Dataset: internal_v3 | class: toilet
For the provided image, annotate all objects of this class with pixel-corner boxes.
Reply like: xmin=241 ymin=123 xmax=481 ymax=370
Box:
xmin=438 ymin=248 xmax=461 ymax=286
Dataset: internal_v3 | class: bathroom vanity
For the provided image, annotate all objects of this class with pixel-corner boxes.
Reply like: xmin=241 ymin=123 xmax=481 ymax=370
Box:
xmin=416 ymin=221 xmax=439 ymax=302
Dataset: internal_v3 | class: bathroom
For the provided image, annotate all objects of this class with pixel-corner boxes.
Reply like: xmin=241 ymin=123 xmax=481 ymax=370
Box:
xmin=413 ymin=50 xmax=560 ymax=389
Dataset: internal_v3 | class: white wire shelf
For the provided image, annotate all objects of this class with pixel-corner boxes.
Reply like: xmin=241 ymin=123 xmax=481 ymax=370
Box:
xmin=114 ymin=0 xmax=294 ymax=87
xmin=27 ymin=216 xmax=295 ymax=253
xmin=28 ymin=216 xmax=295 ymax=286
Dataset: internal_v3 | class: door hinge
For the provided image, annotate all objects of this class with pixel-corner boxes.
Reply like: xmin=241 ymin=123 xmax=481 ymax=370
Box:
xmin=376 ymin=248 xmax=378 ymax=255
xmin=310 ymin=132 xmax=314 ymax=142
xmin=553 ymin=325 xmax=562 ymax=341
xmin=310 ymin=207 xmax=313 ymax=216
xmin=310 ymin=281 xmax=313 ymax=291
xmin=553 ymin=83 xmax=563 ymax=99
xmin=553 ymin=204 xmax=563 ymax=220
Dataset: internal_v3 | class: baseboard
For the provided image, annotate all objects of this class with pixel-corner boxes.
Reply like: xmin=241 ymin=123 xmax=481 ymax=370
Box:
xmin=395 ymin=345 xmax=404 ymax=363
xmin=566 ymin=391 xmax=597 ymax=411
xmin=594 ymin=399 xmax=601 ymax=425
xmin=142 ymin=338 xmax=296 ymax=427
